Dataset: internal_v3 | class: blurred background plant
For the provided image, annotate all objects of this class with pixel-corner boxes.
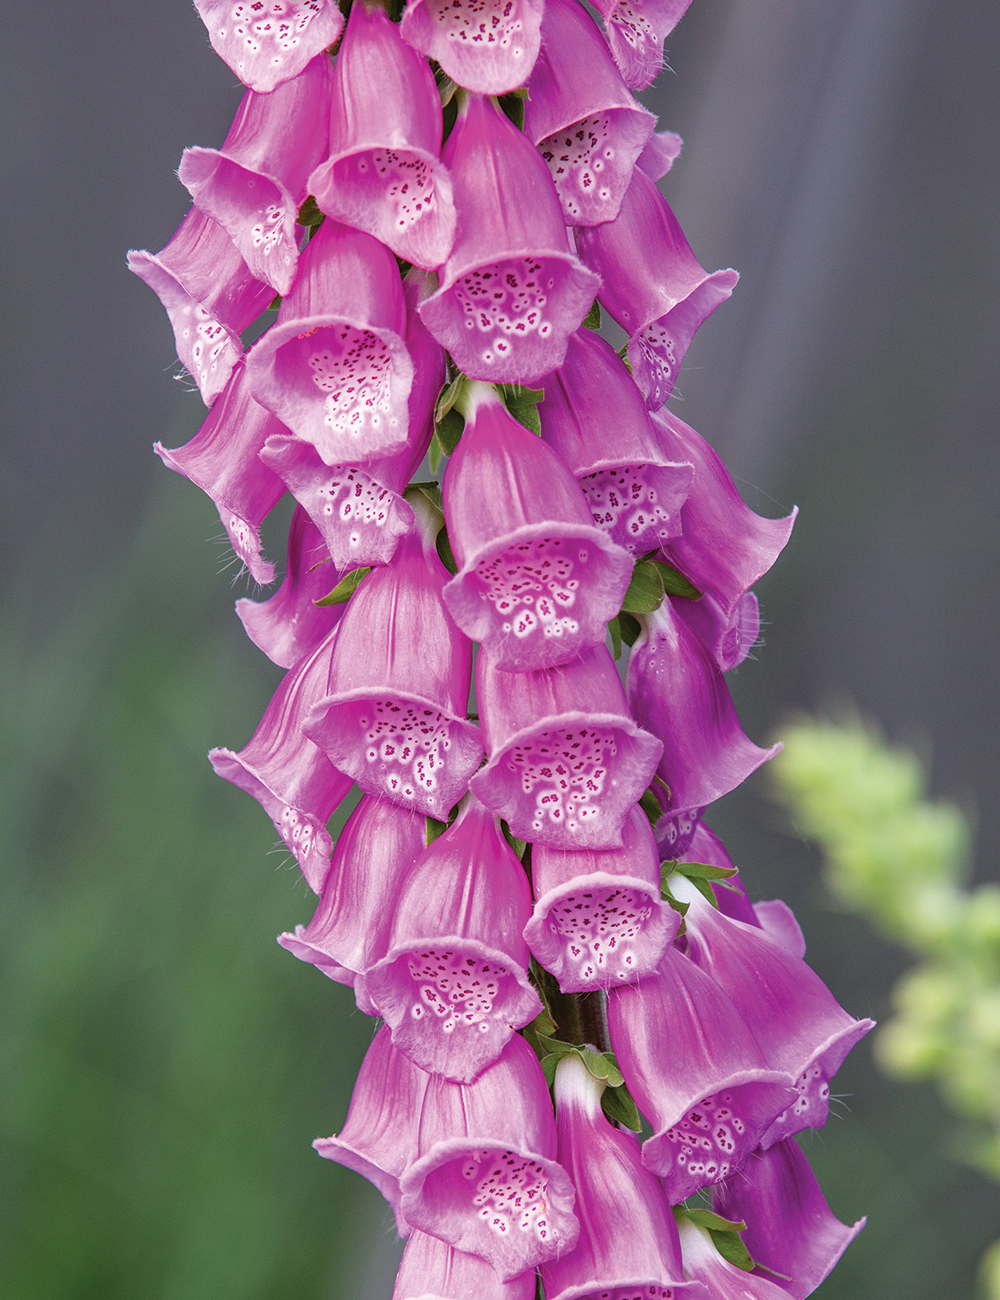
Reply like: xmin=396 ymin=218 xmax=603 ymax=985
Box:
xmin=771 ymin=716 xmax=1000 ymax=1298
xmin=3 ymin=0 xmax=999 ymax=1296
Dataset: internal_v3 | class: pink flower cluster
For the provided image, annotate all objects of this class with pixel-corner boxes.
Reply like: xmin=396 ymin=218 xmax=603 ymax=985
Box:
xmin=132 ymin=1 xmax=870 ymax=1295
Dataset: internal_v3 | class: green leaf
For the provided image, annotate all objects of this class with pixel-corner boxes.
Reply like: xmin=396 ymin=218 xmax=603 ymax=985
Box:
xmin=428 ymin=428 xmax=444 ymax=474
xmin=498 ymin=90 xmax=527 ymax=130
xmin=708 ymin=1229 xmax=755 ymax=1272
xmin=601 ymin=1081 xmax=642 ymax=1131
xmin=526 ymin=1004 xmax=557 ymax=1040
xmin=583 ymin=1051 xmax=624 ymax=1088
xmin=436 ymin=526 xmax=458 ymax=575
xmin=617 ymin=343 xmax=633 ymax=372
xmin=583 ymin=299 xmax=602 ymax=330
xmin=296 ymin=195 xmax=325 ymax=227
xmin=500 ymin=820 xmax=528 ymax=861
xmin=618 ymin=610 xmax=642 ymax=647
xmin=500 ymin=384 xmax=545 ymax=435
xmin=434 ymin=373 xmax=466 ymax=424
xmin=651 ymin=560 xmax=701 ymax=601
xmin=267 ymin=292 xmax=281 ymax=311
xmin=621 ymin=560 xmax=665 ymax=614
xmin=408 ymin=480 xmax=443 ymax=514
xmin=314 ymin=566 xmax=371 ymax=606
xmin=608 ymin=616 xmax=623 ymax=661
xmin=435 ymin=406 xmax=465 ymax=456
xmin=540 ymin=1053 xmax=561 ymax=1088
xmin=639 ymin=787 xmax=663 ymax=827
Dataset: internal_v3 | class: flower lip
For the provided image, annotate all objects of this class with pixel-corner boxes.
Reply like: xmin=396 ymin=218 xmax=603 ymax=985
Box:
xmin=399 ymin=0 xmax=545 ymax=96
xmin=194 ymin=0 xmax=345 ymax=94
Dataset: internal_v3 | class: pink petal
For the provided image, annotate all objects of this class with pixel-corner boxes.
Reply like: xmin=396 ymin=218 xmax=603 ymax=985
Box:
xmin=400 ymin=0 xmax=544 ymax=95
xmin=194 ymin=0 xmax=344 ymax=93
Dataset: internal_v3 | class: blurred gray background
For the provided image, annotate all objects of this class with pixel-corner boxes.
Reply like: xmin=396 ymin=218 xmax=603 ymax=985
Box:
xmin=2 ymin=0 xmax=998 ymax=1295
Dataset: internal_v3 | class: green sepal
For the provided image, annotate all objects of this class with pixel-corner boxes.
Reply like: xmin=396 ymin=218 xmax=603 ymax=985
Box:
xmin=395 ymin=255 xmax=413 ymax=279
xmin=267 ymin=292 xmax=281 ymax=311
xmin=659 ymin=866 xmax=690 ymax=919
xmin=674 ymin=1208 xmax=754 ymax=1272
xmin=621 ymin=560 xmax=665 ymax=614
xmin=435 ymin=373 xmax=467 ymax=424
xmin=498 ymin=89 xmax=527 ymax=130
xmin=436 ymin=406 xmax=466 ymax=454
xmin=639 ymin=787 xmax=663 ymax=827
xmin=435 ymin=68 xmax=460 ymax=106
xmin=601 ymin=1079 xmax=643 ymax=1131
xmin=608 ymin=616 xmax=623 ymax=661
xmin=583 ymin=1050 xmax=624 ymax=1087
xmin=674 ymin=859 xmax=742 ymax=895
xmin=676 ymin=1207 xmax=747 ymax=1234
xmin=500 ymin=820 xmax=528 ymax=861
xmin=436 ymin=526 xmax=458 ymax=575
xmin=618 ymin=610 xmax=642 ymax=647
xmin=617 ymin=342 xmax=633 ymax=373
xmin=426 ymin=816 xmax=448 ymax=846
xmin=296 ymin=195 xmax=325 ymax=228
xmin=663 ymin=862 xmax=718 ymax=908
xmin=408 ymin=480 xmax=443 ymax=514
xmin=428 ymin=428 xmax=445 ymax=474
xmin=314 ymin=566 xmax=371 ymax=606
xmin=583 ymin=299 xmax=602 ymax=330
xmin=651 ymin=560 xmax=701 ymax=601
xmin=500 ymin=383 xmax=545 ymax=435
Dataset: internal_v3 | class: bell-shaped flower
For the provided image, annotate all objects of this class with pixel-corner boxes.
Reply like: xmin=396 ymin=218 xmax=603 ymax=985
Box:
xmin=676 ymin=1217 xmax=790 ymax=1300
xmin=398 ymin=1033 xmax=579 ymax=1279
xmin=524 ymin=804 xmax=679 ymax=991
xmin=235 ymin=506 xmax=342 ymax=669
xmin=419 ymin=95 xmax=600 ymax=384
xmin=399 ymin=0 xmax=543 ymax=96
xmin=712 ymin=1139 xmax=866 ymax=1299
xmin=575 ymin=167 xmax=737 ymax=408
xmin=651 ymin=407 xmax=797 ymax=616
xmin=209 ymin=623 xmax=351 ymax=893
xmin=671 ymin=590 xmax=760 ymax=673
xmin=542 ymin=1053 xmax=707 ymax=1300
xmin=472 ymin=642 xmax=663 ymax=850
xmin=309 ymin=2 xmax=456 ymax=269
xmin=653 ymin=805 xmax=701 ymax=861
xmin=259 ymin=269 xmax=444 ymax=569
xmin=303 ymin=497 xmax=483 ymax=819
xmin=314 ymin=1024 xmax=429 ymax=1234
xmin=669 ymin=875 xmax=874 ymax=1149
xmin=153 ymin=358 xmax=286 ymax=584
xmin=538 ymin=329 xmax=693 ymax=556
xmin=607 ymin=946 xmax=796 ymax=1203
xmin=128 ymin=208 xmax=273 ymax=404
xmin=278 ymin=794 xmax=427 ymax=1003
xmin=360 ymin=793 xmax=541 ymax=1082
xmin=443 ymin=383 xmax=633 ymax=670
xmin=752 ymin=899 xmax=807 ymax=959
xmin=589 ymin=0 xmax=691 ymax=92
xmin=637 ymin=129 xmax=683 ymax=182
xmin=194 ymin=0 xmax=344 ymax=93
xmin=246 ymin=217 xmax=413 ymax=464
xmin=523 ymin=0 xmax=654 ymax=227
xmin=179 ymin=54 xmax=334 ymax=294
xmin=626 ymin=601 xmax=780 ymax=817
xmin=392 ymin=1231 xmax=536 ymax=1300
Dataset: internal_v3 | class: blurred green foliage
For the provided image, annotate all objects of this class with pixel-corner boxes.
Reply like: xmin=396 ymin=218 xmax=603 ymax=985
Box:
xmin=772 ymin=716 xmax=1000 ymax=1296
xmin=0 ymin=477 xmax=394 ymax=1300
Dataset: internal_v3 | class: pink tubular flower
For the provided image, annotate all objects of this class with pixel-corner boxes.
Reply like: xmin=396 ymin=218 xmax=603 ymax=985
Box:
xmin=472 ymin=642 xmax=663 ymax=850
xmin=626 ymin=600 xmax=780 ymax=816
xmin=419 ymin=95 xmax=600 ymax=384
xmin=538 ymin=328 xmax=693 ymax=556
xmin=607 ymin=945 xmax=796 ymax=1202
xmin=524 ymin=803 xmax=679 ymax=991
xmin=671 ymin=590 xmax=760 ymax=674
xmin=153 ymin=357 xmax=287 ymax=584
xmin=259 ymin=268 xmax=444 ymax=570
xmin=575 ymin=166 xmax=737 ymax=408
xmin=442 ymin=383 xmax=633 ymax=671
xmin=676 ymin=1217 xmax=790 ymax=1300
xmin=194 ymin=0 xmax=344 ymax=93
xmin=310 ymin=1 xmax=456 ymax=269
xmin=360 ymin=793 xmax=541 ymax=1082
xmin=314 ymin=1024 xmax=428 ymax=1234
xmin=179 ymin=54 xmax=333 ymax=295
xmin=669 ymin=875 xmax=874 ymax=1148
xmin=128 ymin=208 xmax=273 ymax=405
xmin=712 ymin=1139 xmax=866 ymax=1299
xmin=278 ymin=794 xmax=427 ymax=1001
xmin=523 ymin=0 xmax=654 ymax=227
xmin=637 ymin=129 xmax=683 ymax=181
xmin=303 ymin=497 xmax=483 ymax=819
xmin=652 ymin=407 xmax=797 ymax=616
xmin=392 ymin=1230 xmax=536 ymax=1300
xmin=398 ymin=1033 xmax=579 ymax=1280
xmin=542 ymin=1052 xmax=707 ymax=1300
xmin=399 ymin=0 xmax=543 ymax=95
xmin=589 ymin=0 xmax=692 ymax=92
xmin=209 ymin=624 xmax=351 ymax=893
xmin=235 ymin=506 xmax=342 ymax=669
xmin=246 ymin=217 xmax=413 ymax=464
